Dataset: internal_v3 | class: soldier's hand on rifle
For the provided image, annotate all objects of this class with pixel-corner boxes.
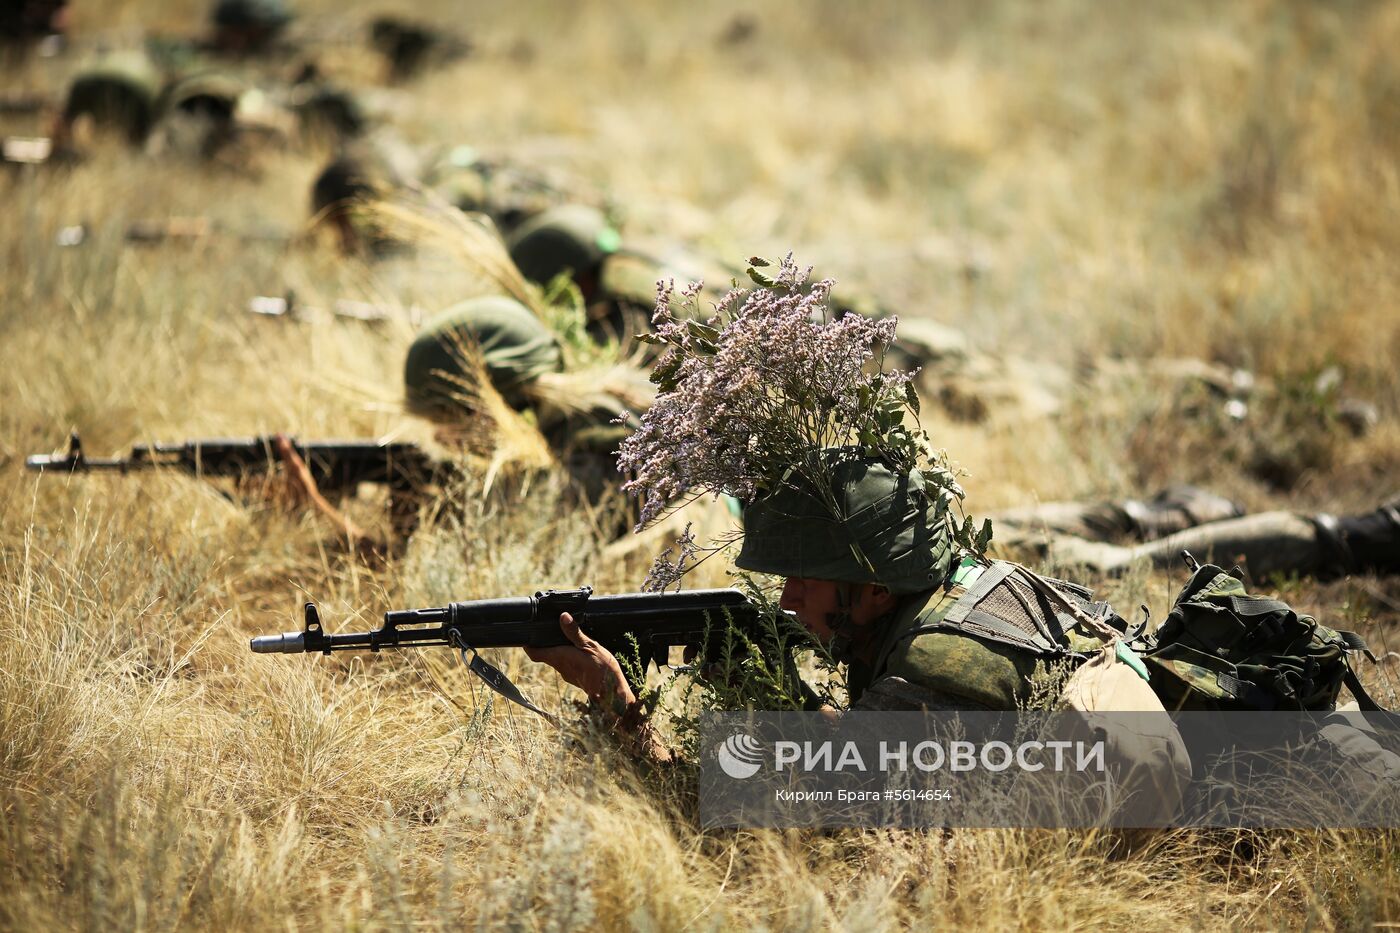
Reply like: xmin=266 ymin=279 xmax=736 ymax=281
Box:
xmin=270 ymin=434 xmax=316 ymax=506
xmin=524 ymin=612 xmax=637 ymax=715
xmin=270 ymin=434 xmax=373 ymax=548
xmin=525 ymin=613 xmax=673 ymax=763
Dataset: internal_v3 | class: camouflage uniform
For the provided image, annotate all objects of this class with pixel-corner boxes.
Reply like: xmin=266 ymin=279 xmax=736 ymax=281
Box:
xmin=733 ymin=452 xmax=1193 ymax=820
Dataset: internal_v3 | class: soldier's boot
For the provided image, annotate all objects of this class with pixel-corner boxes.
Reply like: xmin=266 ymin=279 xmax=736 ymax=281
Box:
xmin=1313 ymin=497 xmax=1400 ymax=578
xmin=1119 ymin=486 xmax=1245 ymax=541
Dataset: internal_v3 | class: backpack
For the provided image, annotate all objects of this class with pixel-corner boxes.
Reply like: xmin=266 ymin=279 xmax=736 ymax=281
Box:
xmin=1134 ymin=554 xmax=1386 ymax=712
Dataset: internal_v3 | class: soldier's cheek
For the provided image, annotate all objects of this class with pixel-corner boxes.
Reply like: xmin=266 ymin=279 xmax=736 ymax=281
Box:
xmin=796 ymin=612 xmax=834 ymax=642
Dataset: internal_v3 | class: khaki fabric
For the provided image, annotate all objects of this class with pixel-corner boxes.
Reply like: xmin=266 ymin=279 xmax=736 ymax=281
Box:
xmin=1057 ymin=646 xmax=1193 ymax=826
xmin=1314 ymin=713 xmax=1400 ymax=799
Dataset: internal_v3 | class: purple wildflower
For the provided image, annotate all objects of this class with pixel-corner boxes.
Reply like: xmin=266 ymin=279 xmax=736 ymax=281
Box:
xmin=617 ymin=254 xmax=937 ymax=530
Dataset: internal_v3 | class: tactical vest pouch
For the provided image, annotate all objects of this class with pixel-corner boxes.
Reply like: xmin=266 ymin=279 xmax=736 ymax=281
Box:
xmin=1136 ymin=559 xmax=1383 ymax=712
xmin=906 ymin=560 xmax=1128 ymax=658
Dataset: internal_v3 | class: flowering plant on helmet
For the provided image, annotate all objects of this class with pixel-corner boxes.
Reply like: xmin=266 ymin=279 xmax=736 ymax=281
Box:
xmin=617 ymin=254 xmax=991 ymax=594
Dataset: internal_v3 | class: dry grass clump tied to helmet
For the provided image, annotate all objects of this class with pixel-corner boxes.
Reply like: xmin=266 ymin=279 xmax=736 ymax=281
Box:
xmin=617 ymin=253 xmax=991 ymax=556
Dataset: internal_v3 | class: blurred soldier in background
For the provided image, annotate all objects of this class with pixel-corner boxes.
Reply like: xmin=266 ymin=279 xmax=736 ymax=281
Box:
xmin=309 ymin=129 xmax=421 ymax=254
xmin=50 ymin=51 xmax=162 ymax=150
xmin=507 ymin=203 xmax=987 ymax=371
xmin=309 ymin=139 xmax=609 ymax=256
xmin=1 ymin=0 xmax=69 ymax=52
xmin=402 ymin=293 xmax=653 ymax=514
xmin=148 ymin=69 xmax=298 ymax=160
xmin=995 ymin=487 xmax=1400 ymax=582
xmin=368 ymin=15 xmax=470 ymax=83
xmin=207 ymin=0 xmax=293 ymax=55
xmin=423 ymin=144 xmax=601 ymax=237
xmin=272 ymin=293 xmax=662 ymax=554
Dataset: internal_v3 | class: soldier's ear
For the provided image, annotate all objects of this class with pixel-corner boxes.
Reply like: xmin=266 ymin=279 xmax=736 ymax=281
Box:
xmin=868 ymin=584 xmax=896 ymax=613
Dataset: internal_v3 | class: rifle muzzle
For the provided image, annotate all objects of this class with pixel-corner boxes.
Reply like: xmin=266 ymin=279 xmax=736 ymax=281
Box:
xmin=249 ymin=632 xmax=308 ymax=653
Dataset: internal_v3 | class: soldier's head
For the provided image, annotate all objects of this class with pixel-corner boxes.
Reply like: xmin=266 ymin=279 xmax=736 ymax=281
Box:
xmin=1 ymin=0 xmax=70 ymax=47
xmin=427 ymin=148 xmax=563 ymax=236
xmin=309 ymin=136 xmax=416 ymax=254
xmin=209 ymin=0 xmax=293 ymax=53
xmin=164 ymin=73 xmax=242 ymax=124
xmin=292 ymin=85 xmax=366 ymax=143
xmin=506 ymin=205 xmax=621 ymax=302
xmin=57 ymin=53 xmax=161 ymax=148
xmin=369 ymin=16 xmax=438 ymax=81
xmin=403 ymin=296 xmax=563 ymax=423
xmin=735 ymin=451 xmax=955 ymax=657
xmin=157 ymin=71 xmax=249 ymax=138
xmin=311 ymin=155 xmax=375 ymax=252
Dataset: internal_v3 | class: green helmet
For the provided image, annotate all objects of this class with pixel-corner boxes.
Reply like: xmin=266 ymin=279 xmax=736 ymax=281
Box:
xmin=212 ymin=0 xmax=292 ymax=30
xmin=291 ymin=85 xmax=366 ymax=141
xmin=404 ymin=296 xmax=562 ymax=416
xmin=62 ymin=52 xmax=161 ymax=144
xmin=506 ymin=205 xmax=621 ymax=286
xmin=735 ymin=452 xmax=955 ymax=594
xmin=427 ymin=148 xmax=567 ymax=235
xmin=309 ymin=134 xmax=418 ymax=250
xmin=158 ymin=70 xmax=245 ymax=124
xmin=597 ymin=242 xmax=736 ymax=316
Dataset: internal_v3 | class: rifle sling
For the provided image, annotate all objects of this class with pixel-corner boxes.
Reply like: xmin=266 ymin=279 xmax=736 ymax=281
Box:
xmin=457 ymin=644 xmax=558 ymax=724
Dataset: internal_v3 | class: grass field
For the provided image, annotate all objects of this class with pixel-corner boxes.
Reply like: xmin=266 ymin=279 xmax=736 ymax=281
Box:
xmin=3 ymin=1 xmax=1399 ymax=929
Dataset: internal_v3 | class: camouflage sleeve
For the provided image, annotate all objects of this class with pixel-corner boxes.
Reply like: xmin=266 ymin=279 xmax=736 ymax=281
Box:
xmin=851 ymin=675 xmax=996 ymax=712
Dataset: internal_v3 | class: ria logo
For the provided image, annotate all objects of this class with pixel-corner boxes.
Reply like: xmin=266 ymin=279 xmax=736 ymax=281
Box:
xmin=716 ymin=731 xmax=765 ymax=779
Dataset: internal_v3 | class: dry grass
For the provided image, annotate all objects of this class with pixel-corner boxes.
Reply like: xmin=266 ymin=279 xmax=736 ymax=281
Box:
xmin=3 ymin=0 xmax=1400 ymax=929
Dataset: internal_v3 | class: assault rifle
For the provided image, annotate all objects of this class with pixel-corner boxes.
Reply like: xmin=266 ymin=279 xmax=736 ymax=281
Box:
xmin=251 ymin=587 xmax=794 ymax=717
xmin=247 ymin=293 xmax=426 ymax=326
xmin=26 ymin=432 xmax=439 ymax=499
xmin=124 ymin=217 xmax=291 ymax=245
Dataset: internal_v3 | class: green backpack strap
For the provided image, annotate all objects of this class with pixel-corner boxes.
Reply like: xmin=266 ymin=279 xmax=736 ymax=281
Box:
xmin=1343 ymin=668 xmax=1385 ymax=712
xmin=1332 ymin=628 xmax=1385 ymax=712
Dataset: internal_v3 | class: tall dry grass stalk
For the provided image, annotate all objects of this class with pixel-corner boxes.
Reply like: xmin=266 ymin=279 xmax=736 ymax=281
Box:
xmin=2 ymin=1 xmax=1398 ymax=930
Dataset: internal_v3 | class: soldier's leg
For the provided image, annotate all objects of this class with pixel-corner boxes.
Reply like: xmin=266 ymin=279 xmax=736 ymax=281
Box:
xmin=994 ymin=486 xmax=1244 ymax=544
xmin=1120 ymin=511 xmax=1324 ymax=579
xmin=1052 ymin=500 xmax=1399 ymax=581
xmin=992 ymin=500 xmax=1138 ymax=542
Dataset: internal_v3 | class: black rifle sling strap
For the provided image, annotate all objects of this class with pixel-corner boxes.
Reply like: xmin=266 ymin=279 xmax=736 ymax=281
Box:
xmin=450 ymin=630 xmax=558 ymax=724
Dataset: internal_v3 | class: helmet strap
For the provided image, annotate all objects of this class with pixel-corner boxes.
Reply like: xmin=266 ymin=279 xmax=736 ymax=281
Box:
xmin=825 ymin=583 xmax=862 ymax=664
